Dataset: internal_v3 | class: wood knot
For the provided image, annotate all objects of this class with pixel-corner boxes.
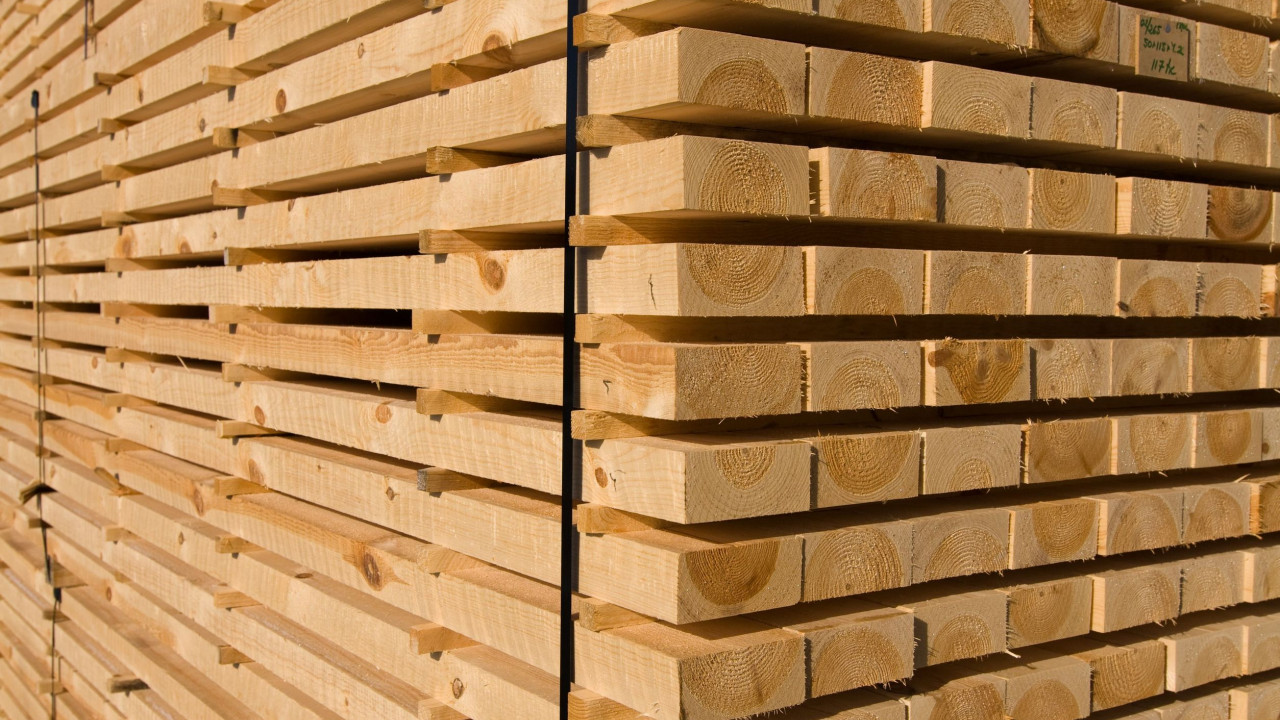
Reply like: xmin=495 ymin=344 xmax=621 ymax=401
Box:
xmin=356 ymin=42 xmax=365 ymax=59
xmin=593 ymin=467 xmax=608 ymax=488
xmin=480 ymin=256 xmax=506 ymax=292
xmin=275 ymin=88 xmax=287 ymax=113
xmin=358 ymin=548 xmax=385 ymax=590
xmin=246 ymin=459 xmax=264 ymax=485
xmin=374 ymin=403 xmax=393 ymax=424
xmin=451 ymin=678 xmax=465 ymax=699
xmin=253 ymin=406 xmax=267 ymax=425
xmin=482 ymin=32 xmax=512 ymax=58
xmin=116 ymin=232 xmax=135 ymax=258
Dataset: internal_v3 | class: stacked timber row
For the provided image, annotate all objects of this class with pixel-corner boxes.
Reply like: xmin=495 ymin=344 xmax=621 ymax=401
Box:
xmin=0 ymin=1 xmax=1280 ymax=720
xmin=0 ymin=1 xmax=573 ymax=719
xmin=566 ymin=1 xmax=1280 ymax=719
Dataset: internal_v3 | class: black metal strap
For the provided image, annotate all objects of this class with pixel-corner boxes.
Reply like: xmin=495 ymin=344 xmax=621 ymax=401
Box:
xmin=31 ymin=88 xmax=59 ymax=720
xmin=559 ymin=2 xmax=582 ymax=717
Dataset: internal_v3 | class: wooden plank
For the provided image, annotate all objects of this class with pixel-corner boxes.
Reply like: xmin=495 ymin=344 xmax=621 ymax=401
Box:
xmin=1198 ymin=263 xmax=1263 ymax=317
xmin=1028 ymin=254 xmax=1117 ymax=316
xmin=47 ymin=251 xmax=564 ymax=312
xmin=809 ymin=147 xmax=937 ymax=223
xmin=1196 ymin=21 xmax=1269 ymax=89
xmin=921 ymin=423 xmax=1021 ymax=495
xmin=1024 ymin=417 xmax=1115 ymax=484
xmin=1002 ymin=574 xmax=1094 ymax=649
xmin=578 ymin=342 xmax=804 ymax=420
xmin=1062 ymin=635 xmax=1166 ymax=711
xmin=924 ymin=339 xmax=1031 ymax=405
xmin=1117 ymin=259 xmax=1199 ymax=317
xmin=1196 ymin=409 xmax=1263 ymax=467
xmin=573 ymin=618 xmax=805 ymax=720
xmin=882 ymin=584 xmax=1007 ymax=667
xmin=582 ymin=243 xmax=806 ymax=317
xmin=925 ymin=250 xmax=1028 ymax=315
xmin=811 ymin=429 xmax=920 ymax=508
xmin=583 ymin=135 xmax=809 ymax=218
xmin=908 ymin=506 xmax=1010 ymax=583
xmin=581 ymin=432 xmax=813 ymax=523
xmin=1008 ymin=499 xmax=1099 ymax=569
xmin=801 ymin=341 xmax=921 ymax=412
xmin=1152 ymin=618 xmax=1245 ymax=691
xmin=806 ymin=245 xmax=925 ymax=315
xmin=810 ymin=516 xmax=969 ymax=610
xmin=578 ymin=525 xmax=804 ymax=622
xmin=1029 ymin=77 xmax=1117 ymax=149
xmin=586 ymin=27 xmax=807 ymax=127
xmin=753 ymin=598 xmax=913 ymax=697
xmin=1116 ymin=177 xmax=1208 ymax=238
xmin=1182 ymin=550 xmax=1246 ymax=614
xmin=1091 ymin=559 xmax=1183 ymax=632
xmin=1029 ymin=338 xmax=1112 ymax=400
xmin=1093 ymin=487 xmax=1184 ymax=555
xmin=938 ymin=159 xmax=1030 ymax=229
xmin=1112 ymin=338 xmax=1191 ymax=395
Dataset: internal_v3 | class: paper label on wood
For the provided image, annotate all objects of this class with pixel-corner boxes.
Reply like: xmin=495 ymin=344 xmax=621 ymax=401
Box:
xmin=1136 ymin=15 xmax=1192 ymax=81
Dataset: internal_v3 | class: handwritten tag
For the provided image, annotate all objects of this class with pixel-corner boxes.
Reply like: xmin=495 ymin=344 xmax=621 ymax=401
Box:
xmin=1136 ymin=15 xmax=1192 ymax=81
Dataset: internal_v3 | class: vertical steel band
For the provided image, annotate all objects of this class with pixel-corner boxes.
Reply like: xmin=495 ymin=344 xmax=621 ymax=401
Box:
xmin=560 ymin=2 xmax=582 ymax=718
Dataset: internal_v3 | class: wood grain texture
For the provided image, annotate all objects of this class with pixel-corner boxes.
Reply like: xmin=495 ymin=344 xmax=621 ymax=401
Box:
xmin=810 ymin=147 xmax=937 ymax=222
xmin=1030 ymin=338 xmax=1112 ymax=400
xmin=1114 ymin=411 xmax=1195 ymax=474
xmin=579 ymin=342 xmax=805 ymax=420
xmin=803 ymin=341 xmax=922 ymax=412
xmin=1025 ymin=417 xmax=1115 ymax=484
xmin=925 ymin=0 xmax=1029 ymax=45
xmin=813 ymin=430 xmax=921 ymax=507
xmin=1117 ymin=177 xmax=1208 ymax=239
xmin=806 ymin=245 xmax=926 ymax=315
xmin=927 ymin=250 xmax=1028 ymax=315
xmin=1030 ymin=77 xmax=1117 ymax=149
xmin=1032 ymin=0 xmax=1119 ymax=60
xmin=583 ymin=243 xmax=807 ymax=317
xmin=1029 ymin=255 xmax=1117 ymax=316
xmin=587 ymin=27 xmax=807 ymax=125
xmin=925 ymin=339 xmax=1031 ymax=405
xmin=1117 ymin=260 xmax=1198 ymax=317
xmin=921 ymin=423 xmax=1021 ymax=495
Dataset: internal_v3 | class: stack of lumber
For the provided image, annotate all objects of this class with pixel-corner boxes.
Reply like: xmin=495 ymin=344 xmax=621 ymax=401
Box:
xmin=0 ymin=0 xmax=1279 ymax=719
xmin=566 ymin=0 xmax=1280 ymax=719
